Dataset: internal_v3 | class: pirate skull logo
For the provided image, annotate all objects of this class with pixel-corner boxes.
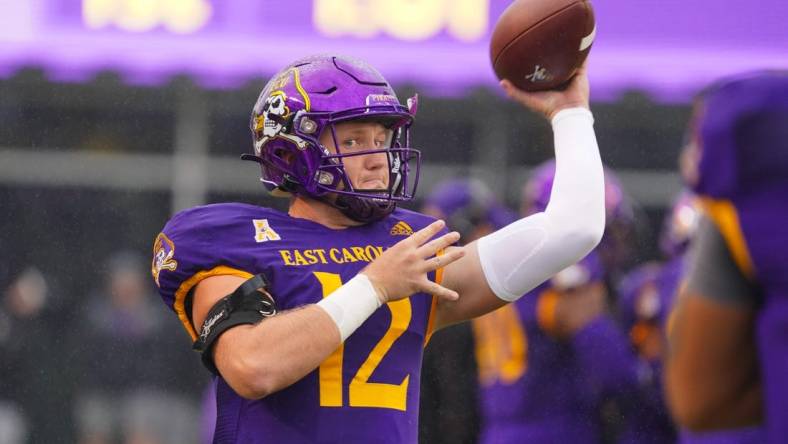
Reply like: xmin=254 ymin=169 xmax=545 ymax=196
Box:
xmin=151 ymin=233 xmax=178 ymax=287
xmin=254 ymin=90 xmax=308 ymax=154
xmin=263 ymin=92 xmax=288 ymax=137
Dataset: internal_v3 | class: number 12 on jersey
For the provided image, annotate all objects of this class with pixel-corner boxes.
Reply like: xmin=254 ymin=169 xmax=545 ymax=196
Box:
xmin=313 ymin=272 xmax=412 ymax=411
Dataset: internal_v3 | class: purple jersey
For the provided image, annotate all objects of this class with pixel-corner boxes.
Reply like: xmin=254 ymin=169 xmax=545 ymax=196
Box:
xmin=619 ymin=257 xmax=684 ymax=340
xmin=474 ymin=283 xmax=599 ymax=444
xmin=690 ymin=73 xmax=788 ymax=443
xmin=472 ymin=254 xmax=639 ymax=444
xmin=152 ymin=203 xmax=444 ymax=443
xmin=616 ymin=259 xmax=683 ymax=444
xmin=620 ymin=259 xmax=769 ymax=444
xmin=680 ymin=426 xmax=765 ymax=444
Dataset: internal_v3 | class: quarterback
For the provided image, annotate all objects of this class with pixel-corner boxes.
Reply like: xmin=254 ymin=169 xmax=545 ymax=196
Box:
xmin=151 ymin=55 xmax=604 ymax=443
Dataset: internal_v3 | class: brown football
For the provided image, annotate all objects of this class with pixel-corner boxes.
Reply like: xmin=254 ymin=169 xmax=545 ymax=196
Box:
xmin=490 ymin=0 xmax=596 ymax=91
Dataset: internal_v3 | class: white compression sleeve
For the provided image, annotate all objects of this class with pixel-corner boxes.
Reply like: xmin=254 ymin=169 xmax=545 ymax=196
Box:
xmin=476 ymin=107 xmax=605 ymax=301
xmin=316 ymin=274 xmax=382 ymax=341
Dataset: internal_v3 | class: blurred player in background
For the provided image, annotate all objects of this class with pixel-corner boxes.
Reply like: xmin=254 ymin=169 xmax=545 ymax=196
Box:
xmin=418 ymin=178 xmax=517 ymax=444
xmin=474 ymin=251 xmax=640 ymax=444
xmin=471 ymin=165 xmax=640 ymax=444
xmin=421 ymin=179 xmax=516 ymax=245
xmin=151 ymin=55 xmax=605 ymax=443
xmin=615 ymin=191 xmax=699 ymax=444
xmin=666 ymin=72 xmax=788 ymax=444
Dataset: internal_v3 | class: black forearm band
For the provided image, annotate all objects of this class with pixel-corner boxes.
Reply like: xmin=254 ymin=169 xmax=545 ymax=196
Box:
xmin=192 ymin=273 xmax=277 ymax=374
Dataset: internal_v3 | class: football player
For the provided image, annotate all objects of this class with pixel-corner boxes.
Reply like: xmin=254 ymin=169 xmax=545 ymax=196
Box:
xmin=151 ymin=55 xmax=605 ymax=443
xmin=421 ymin=178 xmax=517 ymax=244
xmin=665 ymin=72 xmax=788 ymax=444
xmin=471 ymin=165 xmax=640 ymax=444
xmin=418 ymin=178 xmax=517 ymax=444
xmin=621 ymin=191 xmax=764 ymax=444
xmin=615 ymin=192 xmax=698 ymax=444
xmin=474 ymin=250 xmax=643 ymax=444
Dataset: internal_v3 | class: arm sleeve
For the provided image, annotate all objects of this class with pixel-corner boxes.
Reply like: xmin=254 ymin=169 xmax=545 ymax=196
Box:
xmin=477 ymin=108 xmax=605 ymax=301
xmin=685 ymin=216 xmax=759 ymax=308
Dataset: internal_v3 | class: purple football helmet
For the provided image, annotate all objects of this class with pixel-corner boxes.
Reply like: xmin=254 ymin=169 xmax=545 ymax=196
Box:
xmin=683 ymin=70 xmax=788 ymax=198
xmin=242 ymin=55 xmax=421 ymax=223
xmin=549 ymin=250 xmax=606 ymax=291
xmin=422 ymin=178 xmax=517 ymax=241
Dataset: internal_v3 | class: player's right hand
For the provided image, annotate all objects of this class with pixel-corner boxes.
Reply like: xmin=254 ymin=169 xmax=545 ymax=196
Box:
xmin=500 ymin=60 xmax=590 ymax=120
xmin=361 ymin=220 xmax=465 ymax=304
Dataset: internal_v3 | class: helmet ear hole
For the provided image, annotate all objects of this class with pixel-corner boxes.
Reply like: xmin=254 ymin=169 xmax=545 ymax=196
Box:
xmin=271 ymin=147 xmax=308 ymax=188
xmin=274 ymin=148 xmax=294 ymax=164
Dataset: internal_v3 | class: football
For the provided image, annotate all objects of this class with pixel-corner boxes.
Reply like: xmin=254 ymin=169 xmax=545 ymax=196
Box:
xmin=490 ymin=0 xmax=596 ymax=91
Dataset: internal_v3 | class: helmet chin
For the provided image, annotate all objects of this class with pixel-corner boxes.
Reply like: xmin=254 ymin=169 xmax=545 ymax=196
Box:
xmin=334 ymin=193 xmax=396 ymax=223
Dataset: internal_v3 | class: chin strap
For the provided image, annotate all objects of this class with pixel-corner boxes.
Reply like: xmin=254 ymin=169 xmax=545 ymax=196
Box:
xmin=334 ymin=194 xmax=396 ymax=223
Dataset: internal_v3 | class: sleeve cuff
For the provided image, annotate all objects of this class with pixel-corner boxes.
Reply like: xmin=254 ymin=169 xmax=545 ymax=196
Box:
xmin=551 ymin=107 xmax=594 ymax=126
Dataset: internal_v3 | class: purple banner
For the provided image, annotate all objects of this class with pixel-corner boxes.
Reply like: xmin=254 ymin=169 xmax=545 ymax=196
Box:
xmin=1 ymin=0 xmax=786 ymax=102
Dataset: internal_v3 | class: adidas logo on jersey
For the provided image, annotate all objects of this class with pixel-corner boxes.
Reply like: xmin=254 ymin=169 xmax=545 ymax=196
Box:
xmin=390 ymin=221 xmax=414 ymax=236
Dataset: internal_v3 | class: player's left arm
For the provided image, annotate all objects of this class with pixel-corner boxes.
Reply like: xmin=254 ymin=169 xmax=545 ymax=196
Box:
xmin=435 ymin=64 xmax=605 ymax=328
xmin=664 ymin=215 xmax=763 ymax=431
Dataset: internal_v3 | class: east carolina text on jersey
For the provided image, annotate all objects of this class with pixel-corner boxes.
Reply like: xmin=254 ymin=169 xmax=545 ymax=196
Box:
xmin=278 ymin=245 xmax=385 ymax=266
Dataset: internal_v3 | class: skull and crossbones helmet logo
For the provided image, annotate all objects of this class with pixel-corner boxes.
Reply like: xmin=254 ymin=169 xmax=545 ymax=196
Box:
xmin=262 ymin=91 xmax=289 ymax=137
xmin=253 ymin=90 xmax=307 ymax=154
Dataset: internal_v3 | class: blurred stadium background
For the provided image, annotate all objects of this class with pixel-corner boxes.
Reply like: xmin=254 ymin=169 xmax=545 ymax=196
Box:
xmin=0 ymin=0 xmax=786 ymax=443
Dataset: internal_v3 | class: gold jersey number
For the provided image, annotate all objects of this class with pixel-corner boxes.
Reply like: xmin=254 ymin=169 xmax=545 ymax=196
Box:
xmin=313 ymin=272 xmax=412 ymax=411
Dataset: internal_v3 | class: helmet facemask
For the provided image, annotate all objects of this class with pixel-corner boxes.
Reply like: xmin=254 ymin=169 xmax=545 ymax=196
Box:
xmin=243 ymin=55 xmax=422 ymax=223
xmin=244 ymin=104 xmax=421 ymax=223
xmin=318 ymin=112 xmax=420 ymax=214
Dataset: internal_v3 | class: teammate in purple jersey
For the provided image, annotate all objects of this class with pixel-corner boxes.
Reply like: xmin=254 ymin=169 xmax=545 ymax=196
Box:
xmin=471 ymin=166 xmax=641 ymax=444
xmin=619 ymin=188 xmax=765 ymax=442
xmin=665 ymin=72 xmax=788 ymax=443
xmin=665 ymin=197 xmax=764 ymax=444
xmin=615 ymin=192 xmax=696 ymax=444
xmin=616 ymin=264 xmax=676 ymax=444
xmin=422 ymin=179 xmax=518 ymax=243
xmin=151 ymin=54 xmax=605 ymax=443
xmin=418 ymin=178 xmax=517 ymax=444
xmin=473 ymin=252 xmax=630 ymax=444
